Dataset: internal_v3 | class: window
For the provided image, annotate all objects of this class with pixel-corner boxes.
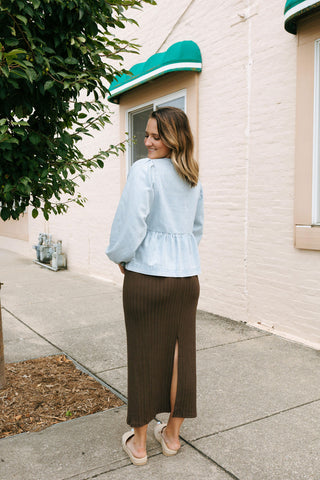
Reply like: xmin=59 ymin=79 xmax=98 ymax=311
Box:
xmin=117 ymin=70 xmax=199 ymax=188
xmin=127 ymin=90 xmax=186 ymax=167
xmin=313 ymin=39 xmax=320 ymax=225
xmin=294 ymin=12 xmax=320 ymax=249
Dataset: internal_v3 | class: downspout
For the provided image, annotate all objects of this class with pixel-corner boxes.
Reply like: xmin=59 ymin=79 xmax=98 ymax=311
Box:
xmin=243 ymin=2 xmax=255 ymax=322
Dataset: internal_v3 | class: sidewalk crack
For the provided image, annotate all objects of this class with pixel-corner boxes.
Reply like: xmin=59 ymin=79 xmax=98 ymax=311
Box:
xmin=192 ymin=397 xmax=320 ymax=442
xmin=178 ymin=437 xmax=240 ymax=480
xmin=197 ymin=333 xmax=271 ymax=351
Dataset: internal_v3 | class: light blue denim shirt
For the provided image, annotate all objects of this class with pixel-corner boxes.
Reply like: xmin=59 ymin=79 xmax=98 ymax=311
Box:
xmin=106 ymin=157 xmax=203 ymax=277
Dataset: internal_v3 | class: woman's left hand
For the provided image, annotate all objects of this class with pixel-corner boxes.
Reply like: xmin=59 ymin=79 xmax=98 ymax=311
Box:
xmin=118 ymin=264 xmax=125 ymax=274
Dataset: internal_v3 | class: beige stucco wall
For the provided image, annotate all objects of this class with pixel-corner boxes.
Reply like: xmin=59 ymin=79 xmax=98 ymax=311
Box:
xmin=0 ymin=213 xmax=29 ymax=241
xmin=1 ymin=0 xmax=320 ymax=348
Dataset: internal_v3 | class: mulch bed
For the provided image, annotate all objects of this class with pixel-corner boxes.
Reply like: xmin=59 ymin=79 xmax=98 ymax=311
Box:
xmin=0 ymin=354 xmax=124 ymax=439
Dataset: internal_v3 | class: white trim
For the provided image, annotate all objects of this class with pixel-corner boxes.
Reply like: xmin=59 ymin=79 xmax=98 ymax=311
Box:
xmin=284 ymin=0 xmax=320 ymax=22
xmin=312 ymin=39 xmax=320 ymax=224
xmin=109 ymin=62 xmax=201 ymax=97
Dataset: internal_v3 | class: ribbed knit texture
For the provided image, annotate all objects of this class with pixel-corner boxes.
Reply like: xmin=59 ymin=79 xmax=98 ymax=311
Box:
xmin=123 ymin=270 xmax=200 ymax=427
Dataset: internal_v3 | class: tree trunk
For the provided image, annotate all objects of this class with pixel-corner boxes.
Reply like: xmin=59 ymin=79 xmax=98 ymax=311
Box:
xmin=0 ymin=282 xmax=5 ymax=389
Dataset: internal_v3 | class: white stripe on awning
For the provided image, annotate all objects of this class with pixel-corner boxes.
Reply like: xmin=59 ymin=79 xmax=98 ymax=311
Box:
xmin=109 ymin=62 xmax=202 ymax=97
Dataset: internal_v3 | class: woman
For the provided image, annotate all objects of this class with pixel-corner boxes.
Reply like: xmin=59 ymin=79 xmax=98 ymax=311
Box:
xmin=106 ymin=107 xmax=203 ymax=466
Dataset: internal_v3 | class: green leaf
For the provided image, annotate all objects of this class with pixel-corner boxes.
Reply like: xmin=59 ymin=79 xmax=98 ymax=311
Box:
xmin=31 ymin=0 xmax=41 ymax=8
xmin=6 ymin=137 xmax=19 ymax=145
xmin=61 ymin=133 xmax=72 ymax=146
xmin=65 ymin=57 xmax=78 ymax=65
xmin=32 ymin=208 xmax=38 ymax=218
xmin=0 ymin=65 xmax=10 ymax=77
xmin=10 ymin=69 xmax=29 ymax=80
xmin=29 ymin=133 xmax=41 ymax=145
xmin=25 ymin=68 xmax=37 ymax=83
xmin=0 ymin=207 xmax=10 ymax=221
xmin=8 ymin=78 xmax=20 ymax=89
xmin=14 ymin=105 xmax=25 ymax=118
xmin=7 ymin=49 xmax=27 ymax=56
xmin=16 ymin=15 xmax=28 ymax=25
xmin=23 ymin=5 xmax=34 ymax=16
xmin=44 ymin=80 xmax=55 ymax=90
xmin=6 ymin=39 xmax=19 ymax=47
xmin=20 ymin=177 xmax=31 ymax=186
xmin=43 ymin=46 xmax=55 ymax=54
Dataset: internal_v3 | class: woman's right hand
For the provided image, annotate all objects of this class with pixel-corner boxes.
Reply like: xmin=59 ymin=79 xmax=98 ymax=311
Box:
xmin=118 ymin=264 xmax=125 ymax=274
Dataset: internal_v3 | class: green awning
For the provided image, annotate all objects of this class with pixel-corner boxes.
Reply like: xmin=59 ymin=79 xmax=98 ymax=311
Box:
xmin=108 ymin=41 xmax=202 ymax=104
xmin=284 ymin=0 xmax=320 ymax=33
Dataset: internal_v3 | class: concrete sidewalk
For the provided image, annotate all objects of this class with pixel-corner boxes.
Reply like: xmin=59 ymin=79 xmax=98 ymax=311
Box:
xmin=0 ymin=248 xmax=320 ymax=480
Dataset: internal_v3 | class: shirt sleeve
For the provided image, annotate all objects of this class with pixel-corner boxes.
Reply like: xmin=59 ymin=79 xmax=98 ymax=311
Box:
xmin=193 ymin=184 xmax=204 ymax=245
xmin=106 ymin=160 xmax=155 ymax=264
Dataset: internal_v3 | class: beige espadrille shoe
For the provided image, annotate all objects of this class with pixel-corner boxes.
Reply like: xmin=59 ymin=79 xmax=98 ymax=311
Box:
xmin=122 ymin=431 xmax=148 ymax=466
xmin=154 ymin=423 xmax=179 ymax=456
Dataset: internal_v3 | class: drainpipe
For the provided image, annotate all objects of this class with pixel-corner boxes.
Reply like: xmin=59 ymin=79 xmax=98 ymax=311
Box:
xmin=0 ymin=282 xmax=5 ymax=389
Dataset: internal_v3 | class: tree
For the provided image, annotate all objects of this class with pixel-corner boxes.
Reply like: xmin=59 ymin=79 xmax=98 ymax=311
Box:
xmin=0 ymin=0 xmax=156 ymax=221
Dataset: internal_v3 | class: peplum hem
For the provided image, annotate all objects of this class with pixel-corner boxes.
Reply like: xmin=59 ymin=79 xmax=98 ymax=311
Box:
xmin=125 ymin=229 xmax=201 ymax=277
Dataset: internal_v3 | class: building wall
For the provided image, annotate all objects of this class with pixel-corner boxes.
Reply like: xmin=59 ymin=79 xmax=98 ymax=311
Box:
xmin=1 ymin=0 xmax=320 ymax=348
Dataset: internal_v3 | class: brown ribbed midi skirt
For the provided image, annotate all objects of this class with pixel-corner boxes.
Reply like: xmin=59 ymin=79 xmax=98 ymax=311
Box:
xmin=123 ymin=270 xmax=200 ymax=427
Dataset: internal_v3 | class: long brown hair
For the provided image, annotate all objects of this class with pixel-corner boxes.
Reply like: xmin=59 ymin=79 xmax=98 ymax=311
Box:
xmin=150 ymin=107 xmax=199 ymax=187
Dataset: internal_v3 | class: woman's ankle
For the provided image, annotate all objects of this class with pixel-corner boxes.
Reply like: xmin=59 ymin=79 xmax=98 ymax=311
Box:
xmin=166 ymin=417 xmax=184 ymax=439
xmin=163 ymin=426 xmax=181 ymax=450
xmin=132 ymin=425 xmax=148 ymax=450
xmin=127 ymin=436 xmax=147 ymax=457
